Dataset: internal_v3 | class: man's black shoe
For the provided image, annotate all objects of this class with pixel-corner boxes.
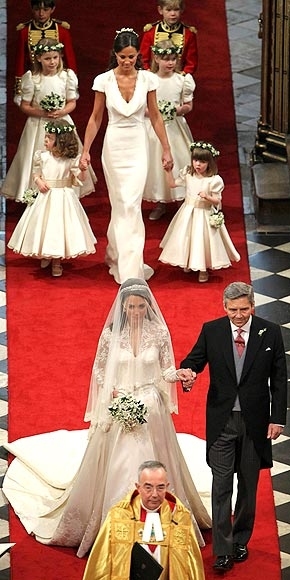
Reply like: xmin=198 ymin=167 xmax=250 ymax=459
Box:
xmin=233 ymin=543 xmax=248 ymax=562
xmin=213 ymin=555 xmax=234 ymax=572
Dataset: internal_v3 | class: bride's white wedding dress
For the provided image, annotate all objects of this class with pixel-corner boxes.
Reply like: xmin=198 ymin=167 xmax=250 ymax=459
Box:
xmin=3 ymin=320 xmax=212 ymax=558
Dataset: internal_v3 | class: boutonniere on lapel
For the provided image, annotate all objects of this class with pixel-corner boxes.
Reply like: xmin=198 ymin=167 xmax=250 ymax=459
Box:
xmin=258 ymin=328 xmax=267 ymax=337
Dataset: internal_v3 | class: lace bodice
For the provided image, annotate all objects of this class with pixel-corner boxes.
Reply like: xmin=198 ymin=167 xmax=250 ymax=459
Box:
xmin=93 ymin=320 xmax=174 ymax=391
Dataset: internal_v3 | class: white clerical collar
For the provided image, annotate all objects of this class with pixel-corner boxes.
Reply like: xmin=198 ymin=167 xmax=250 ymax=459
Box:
xmin=141 ymin=500 xmax=162 ymax=513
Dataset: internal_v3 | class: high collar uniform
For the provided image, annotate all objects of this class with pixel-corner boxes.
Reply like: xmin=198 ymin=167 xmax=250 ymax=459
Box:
xmin=140 ymin=20 xmax=198 ymax=74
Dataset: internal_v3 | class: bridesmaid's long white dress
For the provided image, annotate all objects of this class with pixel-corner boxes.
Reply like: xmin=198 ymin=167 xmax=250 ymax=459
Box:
xmin=92 ymin=70 xmax=159 ymax=284
xmin=1 ymin=69 xmax=96 ymax=201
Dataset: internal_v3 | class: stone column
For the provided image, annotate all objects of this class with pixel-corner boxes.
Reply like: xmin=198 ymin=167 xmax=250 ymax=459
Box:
xmin=253 ymin=0 xmax=290 ymax=162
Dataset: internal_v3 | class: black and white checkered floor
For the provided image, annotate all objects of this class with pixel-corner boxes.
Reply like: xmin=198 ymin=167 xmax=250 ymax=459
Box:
xmin=0 ymin=1 xmax=290 ymax=578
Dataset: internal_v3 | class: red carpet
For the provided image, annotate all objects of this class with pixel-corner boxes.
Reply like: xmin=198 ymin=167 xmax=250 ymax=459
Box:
xmin=5 ymin=1 xmax=281 ymax=579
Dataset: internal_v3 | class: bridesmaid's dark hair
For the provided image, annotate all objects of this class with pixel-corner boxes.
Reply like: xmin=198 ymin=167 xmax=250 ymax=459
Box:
xmin=108 ymin=29 xmax=143 ymax=70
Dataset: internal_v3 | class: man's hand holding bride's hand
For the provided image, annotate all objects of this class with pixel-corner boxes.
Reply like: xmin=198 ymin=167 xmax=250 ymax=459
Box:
xmin=177 ymin=368 xmax=197 ymax=392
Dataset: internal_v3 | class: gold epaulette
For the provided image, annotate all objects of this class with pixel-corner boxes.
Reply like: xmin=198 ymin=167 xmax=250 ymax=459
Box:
xmin=183 ymin=23 xmax=197 ymax=34
xmin=53 ymin=19 xmax=70 ymax=29
xmin=143 ymin=20 xmax=160 ymax=32
xmin=16 ymin=20 xmax=31 ymax=31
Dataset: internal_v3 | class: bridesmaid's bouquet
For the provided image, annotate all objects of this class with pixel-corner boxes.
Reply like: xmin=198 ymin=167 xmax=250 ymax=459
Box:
xmin=108 ymin=394 xmax=148 ymax=432
xmin=158 ymin=100 xmax=177 ymax=123
xmin=40 ymin=92 xmax=65 ymax=112
xmin=22 ymin=188 xmax=38 ymax=205
xmin=209 ymin=206 xmax=225 ymax=228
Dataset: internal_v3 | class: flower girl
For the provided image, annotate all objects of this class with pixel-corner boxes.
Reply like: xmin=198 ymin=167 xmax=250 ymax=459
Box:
xmin=159 ymin=141 xmax=240 ymax=281
xmin=142 ymin=39 xmax=195 ymax=220
xmin=1 ymin=37 xmax=96 ymax=201
xmin=7 ymin=120 xmax=97 ymax=277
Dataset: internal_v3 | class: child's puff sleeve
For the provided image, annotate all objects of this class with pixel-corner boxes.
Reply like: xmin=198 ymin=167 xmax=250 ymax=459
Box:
xmin=210 ymin=175 xmax=224 ymax=201
xmin=182 ymin=73 xmax=196 ymax=103
xmin=20 ymin=70 xmax=35 ymax=103
xmin=32 ymin=150 xmax=43 ymax=181
xmin=65 ymin=69 xmax=79 ymax=101
xmin=69 ymin=153 xmax=84 ymax=186
xmin=175 ymin=165 xmax=188 ymax=187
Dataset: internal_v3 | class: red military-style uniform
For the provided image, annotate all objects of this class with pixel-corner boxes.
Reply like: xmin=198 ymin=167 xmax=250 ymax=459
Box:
xmin=14 ymin=18 xmax=77 ymax=99
xmin=140 ymin=20 xmax=198 ymax=74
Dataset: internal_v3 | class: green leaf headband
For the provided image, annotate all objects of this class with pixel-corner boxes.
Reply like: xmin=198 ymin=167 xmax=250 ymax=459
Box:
xmin=44 ymin=122 xmax=75 ymax=134
xmin=190 ymin=141 xmax=220 ymax=157
xmin=151 ymin=44 xmax=182 ymax=56
xmin=33 ymin=42 xmax=64 ymax=55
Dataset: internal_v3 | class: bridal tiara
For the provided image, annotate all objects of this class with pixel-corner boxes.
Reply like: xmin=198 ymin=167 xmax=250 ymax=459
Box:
xmin=115 ymin=27 xmax=139 ymax=39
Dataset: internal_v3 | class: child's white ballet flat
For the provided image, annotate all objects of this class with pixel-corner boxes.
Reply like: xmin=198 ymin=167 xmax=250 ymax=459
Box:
xmin=198 ymin=270 xmax=209 ymax=283
xmin=40 ymin=258 xmax=51 ymax=269
xmin=52 ymin=264 xmax=63 ymax=277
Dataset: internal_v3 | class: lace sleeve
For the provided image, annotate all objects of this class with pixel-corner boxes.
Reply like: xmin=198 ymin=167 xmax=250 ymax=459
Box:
xmin=84 ymin=328 xmax=112 ymax=430
xmin=158 ymin=328 xmax=179 ymax=413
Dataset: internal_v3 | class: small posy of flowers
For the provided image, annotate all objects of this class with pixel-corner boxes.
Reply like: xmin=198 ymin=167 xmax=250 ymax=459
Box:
xmin=22 ymin=188 xmax=38 ymax=205
xmin=40 ymin=92 xmax=65 ymax=112
xmin=209 ymin=208 xmax=224 ymax=228
xmin=108 ymin=393 xmax=148 ymax=433
xmin=158 ymin=100 xmax=177 ymax=122
xmin=258 ymin=328 xmax=267 ymax=337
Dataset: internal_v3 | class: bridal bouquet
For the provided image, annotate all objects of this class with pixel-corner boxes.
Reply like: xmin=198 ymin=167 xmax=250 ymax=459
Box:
xmin=158 ymin=100 xmax=176 ymax=123
xmin=209 ymin=206 xmax=225 ymax=228
xmin=22 ymin=188 xmax=38 ymax=205
xmin=40 ymin=92 xmax=65 ymax=112
xmin=108 ymin=394 xmax=148 ymax=432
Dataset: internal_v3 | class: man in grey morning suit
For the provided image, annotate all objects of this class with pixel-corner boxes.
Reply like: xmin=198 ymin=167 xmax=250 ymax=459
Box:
xmin=181 ymin=281 xmax=287 ymax=573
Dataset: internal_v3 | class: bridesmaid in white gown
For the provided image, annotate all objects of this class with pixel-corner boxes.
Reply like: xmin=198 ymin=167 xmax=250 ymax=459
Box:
xmin=79 ymin=28 xmax=173 ymax=284
xmin=1 ymin=38 xmax=96 ymax=202
xmin=3 ymin=278 xmax=211 ymax=557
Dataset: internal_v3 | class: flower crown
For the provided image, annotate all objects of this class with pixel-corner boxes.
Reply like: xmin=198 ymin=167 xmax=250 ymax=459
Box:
xmin=190 ymin=141 xmax=220 ymax=157
xmin=44 ymin=121 xmax=75 ymax=134
xmin=115 ymin=27 xmax=139 ymax=39
xmin=33 ymin=42 xmax=64 ymax=55
xmin=151 ymin=44 xmax=182 ymax=56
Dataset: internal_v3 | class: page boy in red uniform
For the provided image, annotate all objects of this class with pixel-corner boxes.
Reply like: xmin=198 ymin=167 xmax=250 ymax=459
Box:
xmin=14 ymin=0 xmax=77 ymax=103
xmin=140 ymin=0 xmax=198 ymax=75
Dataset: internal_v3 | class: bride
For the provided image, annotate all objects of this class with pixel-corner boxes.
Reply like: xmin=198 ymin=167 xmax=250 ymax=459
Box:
xmin=3 ymin=278 xmax=211 ymax=557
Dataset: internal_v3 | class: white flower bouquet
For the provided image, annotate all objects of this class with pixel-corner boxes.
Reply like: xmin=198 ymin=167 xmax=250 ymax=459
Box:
xmin=40 ymin=92 xmax=65 ymax=112
xmin=22 ymin=188 xmax=38 ymax=205
xmin=158 ymin=100 xmax=177 ymax=123
xmin=209 ymin=206 xmax=225 ymax=228
xmin=108 ymin=393 xmax=148 ymax=432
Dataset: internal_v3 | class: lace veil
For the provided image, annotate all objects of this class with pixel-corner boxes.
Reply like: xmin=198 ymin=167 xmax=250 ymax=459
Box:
xmin=84 ymin=278 xmax=178 ymax=430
